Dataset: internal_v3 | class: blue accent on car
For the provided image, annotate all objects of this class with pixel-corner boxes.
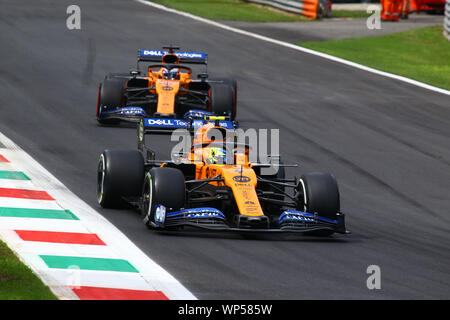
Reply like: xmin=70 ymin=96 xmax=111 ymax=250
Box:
xmin=144 ymin=118 xmax=188 ymax=128
xmin=144 ymin=118 xmax=235 ymax=130
xmin=100 ymin=106 xmax=146 ymax=116
xmin=279 ymin=210 xmax=339 ymax=224
xmin=183 ymin=109 xmax=215 ymax=119
xmin=165 ymin=207 xmax=226 ymax=220
xmin=139 ymin=50 xmax=207 ymax=63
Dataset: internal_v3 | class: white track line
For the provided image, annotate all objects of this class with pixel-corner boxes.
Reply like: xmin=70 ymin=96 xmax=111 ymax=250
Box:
xmin=136 ymin=0 xmax=450 ymax=96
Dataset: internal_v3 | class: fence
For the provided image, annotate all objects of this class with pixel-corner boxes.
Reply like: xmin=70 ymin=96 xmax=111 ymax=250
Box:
xmin=243 ymin=0 xmax=331 ymax=19
xmin=445 ymin=0 xmax=450 ymax=40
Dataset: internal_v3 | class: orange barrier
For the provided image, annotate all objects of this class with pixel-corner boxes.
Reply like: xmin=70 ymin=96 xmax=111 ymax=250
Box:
xmin=401 ymin=0 xmax=410 ymax=17
xmin=409 ymin=0 xmax=422 ymax=12
xmin=381 ymin=0 xmax=402 ymax=21
xmin=244 ymin=0 xmax=321 ymax=19
xmin=301 ymin=0 xmax=319 ymax=18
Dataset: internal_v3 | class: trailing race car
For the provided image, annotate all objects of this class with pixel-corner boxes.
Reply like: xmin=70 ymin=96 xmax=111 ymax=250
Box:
xmin=96 ymin=118 xmax=347 ymax=236
xmin=96 ymin=46 xmax=237 ymax=128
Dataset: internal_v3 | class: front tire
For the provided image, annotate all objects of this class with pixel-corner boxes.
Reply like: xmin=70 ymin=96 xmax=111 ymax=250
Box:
xmin=97 ymin=78 xmax=126 ymax=125
xmin=298 ymin=172 xmax=340 ymax=236
xmin=208 ymin=82 xmax=235 ymax=120
xmin=141 ymin=167 xmax=186 ymax=229
xmin=210 ymin=78 xmax=237 ymax=120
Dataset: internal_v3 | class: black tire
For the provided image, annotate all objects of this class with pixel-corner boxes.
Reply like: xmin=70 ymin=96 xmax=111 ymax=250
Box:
xmin=96 ymin=78 xmax=126 ymax=125
xmin=141 ymin=167 xmax=185 ymax=229
xmin=210 ymin=78 xmax=237 ymax=120
xmin=208 ymin=82 xmax=235 ymax=120
xmin=298 ymin=172 xmax=340 ymax=236
xmin=97 ymin=150 xmax=145 ymax=208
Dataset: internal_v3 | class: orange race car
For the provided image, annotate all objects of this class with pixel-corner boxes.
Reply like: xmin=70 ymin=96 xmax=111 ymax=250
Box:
xmin=96 ymin=46 xmax=237 ymax=127
xmin=96 ymin=118 xmax=347 ymax=236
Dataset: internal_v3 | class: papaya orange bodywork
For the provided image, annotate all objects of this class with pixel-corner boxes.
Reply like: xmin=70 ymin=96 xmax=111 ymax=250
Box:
xmin=155 ymin=80 xmax=179 ymax=114
xmin=140 ymin=59 xmax=193 ymax=115
xmin=179 ymin=124 xmax=265 ymax=217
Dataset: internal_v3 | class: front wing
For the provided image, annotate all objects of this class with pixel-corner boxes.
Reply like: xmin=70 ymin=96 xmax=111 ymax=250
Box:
xmin=149 ymin=206 xmax=348 ymax=234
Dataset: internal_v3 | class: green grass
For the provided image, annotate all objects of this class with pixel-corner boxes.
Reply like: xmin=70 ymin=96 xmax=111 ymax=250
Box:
xmin=149 ymin=0 xmax=309 ymax=22
xmin=0 ymin=240 xmax=57 ymax=300
xmin=299 ymin=26 xmax=450 ymax=90
xmin=331 ymin=10 xmax=372 ymax=18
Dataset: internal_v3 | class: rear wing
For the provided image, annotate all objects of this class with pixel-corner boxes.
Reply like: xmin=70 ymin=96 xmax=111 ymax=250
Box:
xmin=138 ymin=49 xmax=208 ymax=65
xmin=137 ymin=116 xmax=238 ymax=159
xmin=140 ymin=117 xmax=236 ymax=132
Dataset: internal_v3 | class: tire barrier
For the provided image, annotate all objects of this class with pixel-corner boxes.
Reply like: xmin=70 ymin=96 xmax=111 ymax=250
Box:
xmin=243 ymin=0 xmax=332 ymax=19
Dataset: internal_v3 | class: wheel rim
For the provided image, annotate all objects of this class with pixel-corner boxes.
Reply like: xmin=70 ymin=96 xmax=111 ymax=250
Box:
xmin=96 ymin=84 xmax=102 ymax=118
xmin=142 ymin=173 xmax=153 ymax=223
xmin=97 ymin=154 xmax=105 ymax=204
xmin=299 ymin=178 xmax=308 ymax=212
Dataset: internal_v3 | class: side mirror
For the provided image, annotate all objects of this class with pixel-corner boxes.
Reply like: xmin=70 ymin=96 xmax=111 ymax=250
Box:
xmin=197 ymin=73 xmax=208 ymax=81
xmin=130 ymin=70 xmax=141 ymax=77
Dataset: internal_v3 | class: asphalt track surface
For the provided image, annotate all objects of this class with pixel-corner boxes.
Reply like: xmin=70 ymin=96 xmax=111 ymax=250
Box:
xmin=1 ymin=0 xmax=449 ymax=299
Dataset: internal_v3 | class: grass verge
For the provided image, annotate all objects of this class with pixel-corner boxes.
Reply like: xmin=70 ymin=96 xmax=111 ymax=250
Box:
xmin=331 ymin=10 xmax=372 ymax=18
xmin=0 ymin=239 xmax=57 ymax=300
xmin=149 ymin=0 xmax=309 ymax=22
xmin=298 ymin=26 xmax=450 ymax=90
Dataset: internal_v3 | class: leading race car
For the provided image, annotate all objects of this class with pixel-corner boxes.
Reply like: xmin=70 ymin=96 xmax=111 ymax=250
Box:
xmin=96 ymin=118 xmax=347 ymax=236
xmin=96 ymin=46 xmax=237 ymax=128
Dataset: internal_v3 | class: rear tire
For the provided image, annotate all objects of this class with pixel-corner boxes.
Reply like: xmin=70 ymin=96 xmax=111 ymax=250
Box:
xmin=298 ymin=172 xmax=340 ymax=236
xmin=141 ymin=167 xmax=185 ymax=229
xmin=97 ymin=150 xmax=144 ymax=208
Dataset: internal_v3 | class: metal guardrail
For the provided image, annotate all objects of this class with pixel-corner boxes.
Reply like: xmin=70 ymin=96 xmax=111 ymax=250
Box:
xmin=243 ymin=0 xmax=331 ymax=19
xmin=445 ymin=0 xmax=450 ymax=40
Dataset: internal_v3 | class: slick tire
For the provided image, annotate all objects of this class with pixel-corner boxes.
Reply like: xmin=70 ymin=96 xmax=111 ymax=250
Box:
xmin=96 ymin=78 xmax=126 ymax=125
xmin=208 ymin=82 xmax=235 ymax=120
xmin=97 ymin=150 xmax=145 ymax=208
xmin=298 ymin=172 xmax=340 ymax=236
xmin=210 ymin=78 xmax=237 ymax=120
xmin=141 ymin=167 xmax=186 ymax=229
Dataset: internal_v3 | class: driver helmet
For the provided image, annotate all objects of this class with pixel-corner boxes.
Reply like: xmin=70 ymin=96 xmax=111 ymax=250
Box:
xmin=162 ymin=68 xmax=179 ymax=80
xmin=206 ymin=147 xmax=227 ymax=165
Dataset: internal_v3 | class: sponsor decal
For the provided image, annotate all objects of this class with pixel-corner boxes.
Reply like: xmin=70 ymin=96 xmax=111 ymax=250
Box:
xmin=279 ymin=211 xmax=317 ymax=223
xmin=140 ymin=50 xmax=207 ymax=60
xmin=186 ymin=212 xmax=223 ymax=218
xmin=146 ymin=118 xmax=186 ymax=127
xmin=285 ymin=215 xmax=315 ymax=222
xmin=154 ymin=205 xmax=166 ymax=225
xmin=162 ymin=86 xmax=174 ymax=92
xmin=102 ymin=107 xmax=145 ymax=115
xmin=183 ymin=109 xmax=214 ymax=119
xmin=144 ymin=118 xmax=234 ymax=129
xmin=233 ymin=175 xmax=251 ymax=183
xmin=166 ymin=208 xmax=225 ymax=220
